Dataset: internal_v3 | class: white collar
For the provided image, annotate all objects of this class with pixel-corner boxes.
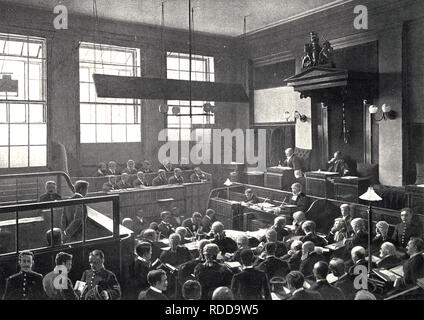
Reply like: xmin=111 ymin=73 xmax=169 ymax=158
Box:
xmin=137 ymin=256 xmax=149 ymax=264
xmin=292 ymin=288 xmax=304 ymax=295
xmin=150 ymin=286 xmax=162 ymax=293
xmin=243 ymin=266 xmax=254 ymax=270
xmin=410 ymin=252 xmax=421 ymax=258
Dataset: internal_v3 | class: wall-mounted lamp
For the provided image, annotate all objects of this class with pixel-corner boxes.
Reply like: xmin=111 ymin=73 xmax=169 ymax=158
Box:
xmin=364 ymin=100 xmax=396 ymax=121
xmin=294 ymin=110 xmax=307 ymax=122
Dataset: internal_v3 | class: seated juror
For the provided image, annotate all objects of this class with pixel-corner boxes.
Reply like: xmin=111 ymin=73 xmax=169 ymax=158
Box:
xmin=168 ymin=168 xmax=184 ymax=184
xmin=39 ymin=181 xmax=62 ymax=202
xmin=102 ymin=175 xmax=119 ymax=192
xmin=94 ymin=162 xmax=108 ymax=177
xmin=141 ymin=160 xmax=154 ymax=173
xmin=152 ymin=169 xmax=168 ymax=186
xmin=117 ymin=173 xmax=132 ymax=189
xmin=107 ymin=160 xmax=120 ymax=176
xmin=159 ymin=159 xmax=173 ymax=172
xmin=243 ymin=188 xmax=260 ymax=205
xmin=121 ymin=159 xmax=138 ymax=175
xmin=190 ymin=167 xmax=207 ymax=182
xmin=133 ymin=171 xmax=149 ymax=188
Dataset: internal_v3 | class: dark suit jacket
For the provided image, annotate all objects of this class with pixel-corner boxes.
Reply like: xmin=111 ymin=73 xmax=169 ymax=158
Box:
xmin=376 ymin=255 xmax=402 ymax=269
xmin=61 ymin=193 xmax=86 ymax=242
xmin=300 ymin=233 xmax=328 ymax=247
xmin=182 ymin=218 xmax=201 ymax=235
xmin=117 ymin=180 xmax=133 ymax=189
xmin=333 ymin=273 xmax=357 ymax=300
xmin=39 ymin=192 xmax=62 ymax=202
xmin=201 ymin=215 xmax=215 ymax=233
xmin=257 ymin=241 xmax=287 ymax=258
xmin=309 ymin=280 xmax=345 ymax=300
xmin=403 ymin=253 xmax=424 ymax=285
xmin=107 ymin=168 xmax=121 ymax=176
xmin=159 ymin=246 xmax=192 ymax=267
xmin=122 ymin=167 xmax=138 ymax=175
xmin=138 ymin=288 xmax=168 ymax=300
xmin=272 ymin=225 xmax=290 ymax=242
xmin=211 ymin=235 xmax=238 ymax=255
xmin=348 ymin=259 xmax=368 ymax=279
xmin=190 ymin=173 xmax=206 ymax=182
xmin=231 ymin=268 xmax=271 ymax=300
xmin=344 ymin=230 xmax=369 ymax=253
xmin=287 ymin=288 xmax=323 ymax=300
xmin=157 ymin=221 xmax=175 ymax=239
xmin=299 ymin=252 xmax=325 ymax=277
xmin=133 ymin=178 xmax=149 ymax=187
xmin=285 ymin=251 xmax=302 ymax=271
xmin=194 ymin=261 xmax=233 ymax=300
xmin=283 ymin=155 xmax=302 ymax=170
xmin=134 ymin=258 xmax=151 ymax=292
xmin=3 ymin=271 xmax=45 ymax=300
xmin=328 ymin=159 xmax=350 ymax=175
xmin=152 ymin=175 xmax=168 ymax=186
xmin=257 ymin=256 xmax=290 ymax=279
xmin=392 ymin=221 xmax=423 ymax=248
xmin=94 ymin=169 xmax=108 ymax=177
xmin=168 ymin=175 xmax=184 ymax=184
xmin=288 ymin=193 xmax=308 ymax=212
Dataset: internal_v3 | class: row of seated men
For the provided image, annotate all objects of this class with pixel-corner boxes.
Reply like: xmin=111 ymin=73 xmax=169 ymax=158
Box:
xmin=2 ymin=204 xmax=423 ymax=300
xmin=94 ymin=159 xmax=190 ymax=177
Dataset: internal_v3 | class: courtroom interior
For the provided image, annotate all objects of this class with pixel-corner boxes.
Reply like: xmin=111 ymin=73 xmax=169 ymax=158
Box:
xmin=0 ymin=0 xmax=423 ymax=301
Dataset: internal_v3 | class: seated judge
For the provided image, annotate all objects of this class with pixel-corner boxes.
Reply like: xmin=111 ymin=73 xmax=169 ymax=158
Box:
xmin=159 ymin=159 xmax=173 ymax=172
xmin=282 ymin=148 xmax=302 ymax=170
xmin=122 ymin=159 xmax=138 ymax=175
xmin=157 ymin=211 xmax=176 ymax=239
xmin=117 ymin=173 xmax=132 ymax=189
xmin=392 ymin=208 xmax=423 ymax=249
xmin=243 ymin=188 xmax=260 ymax=205
xmin=371 ymin=221 xmax=393 ymax=253
xmin=107 ymin=160 xmax=120 ymax=175
xmin=168 ymin=167 xmax=184 ymax=184
xmin=39 ymin=181 xmax=62 ymax=202
xmin=138 ymin=269 xmax=168 ymax=300
xmin=102 ymin=175 xmax=119 ymax=192
xmin=133 ymin=171 xmax=149 ymax=188
xmin=141 ymin=160 xmax=154 ymax=173
xmin=194 ymin=244 xmax=233 ymax=300
xmin=299 ymin=241 xmax=325 ymax=278
xmin=182 ymin=212 xmax=203 ymax=237
xmin=285 ymin=271 xmax=323 ymax=300
xmin=291 ymin=211 xmax=307 ymax=237
xmin=310 ymin=261 xmax=345 ymax=300
xmin=257 ymin=242 xmax=290 ymax=279
xmin=327 ymin=151 xmax=350 ymax=176
xmin=209 ymin=221 xmax=237 ymax=255
xmin=328 ymin=257 xmax=356 ymax=300
xmin=190 ymin=167 xmax=207 ymax=182
xmin=376 ymin=242 xmax=401 ymax=269
xmin=94 ymin=162 xmax=108 ymax=177
xmin=326 ymin=218 xmax=349 ymax=244
xmin=282 ymin=183 xmax=308 ymax=213
xmin=201 ymin=209 xmax=216 ymax=233
xmin=134 ymin=242 xmax=152 ymax=293
xmin=231 ymin=249 xmax=271 ymax=300
xmin=152 ymin=169 xmax=168 ymax=186
xmin=159 ymin=233 xmax=192 ymax=267
xmin=402 ymin=237 xmax=424 ymax=285
xmin=300 ymin=220 xmax=328 ymax=247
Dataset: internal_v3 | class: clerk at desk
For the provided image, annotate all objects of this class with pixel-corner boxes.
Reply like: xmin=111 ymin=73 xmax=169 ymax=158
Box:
xmin=244 ymin=189 xmax=260 ymax=205
xmin=281 ymin=182 xmax=308 ymax=213
xmin=282 ymin=148 xmax=302 ymax=170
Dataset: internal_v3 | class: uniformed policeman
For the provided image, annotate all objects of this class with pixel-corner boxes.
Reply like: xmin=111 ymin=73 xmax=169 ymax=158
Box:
xmin=2 ymin=251 xmax=45 ymax=300
xmin=80 ymin=249 xmax=121 ymax=300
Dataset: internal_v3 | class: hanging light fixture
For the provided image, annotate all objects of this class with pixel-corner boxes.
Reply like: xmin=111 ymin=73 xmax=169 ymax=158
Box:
xmin=172 ymin=106 xmax=180 ymax=115
xmin=158 ymin=104 xmax=168 ymax=114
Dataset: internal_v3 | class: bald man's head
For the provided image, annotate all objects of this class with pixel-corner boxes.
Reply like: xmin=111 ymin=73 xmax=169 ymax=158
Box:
xmin=313 ymin=261 xmax=329 ymax=280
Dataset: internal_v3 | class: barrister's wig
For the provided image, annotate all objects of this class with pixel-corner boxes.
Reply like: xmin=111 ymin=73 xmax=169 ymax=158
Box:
xmin=376 ymin=221 xmax=389 ymax=234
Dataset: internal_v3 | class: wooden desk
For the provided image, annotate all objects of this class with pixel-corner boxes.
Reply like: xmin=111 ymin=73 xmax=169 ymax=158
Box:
xmin=332 ymin=176 xmax=370 ymax=203
xmin=246 ymin=171 xmax=265 ymax=187
xmin=305 ymin=171 xmax=339 ymax=198
xmin=264 ymin=166 xmax=295 ymax=191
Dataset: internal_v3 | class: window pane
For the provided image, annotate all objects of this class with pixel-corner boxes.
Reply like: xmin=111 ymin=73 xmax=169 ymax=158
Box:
xmin=167 ymin=129 xmax=179 ymax=141
xmin=80 ymin=67 xmax=90 ymax=82
xmin=80 ymin=124 xmax=96 ymax=143
xmin=111 ymin=105 xmax=126 ymax=123
xmin=5 ymin=40 xmax=23 ymax=55
xmin=80 ymin=104 xmax=96 ymax=123
xmin=29 ymin=104 xmax=44 ymax=123
xmin=10 ymin=146 xmax=28 ymax=167
xmin=180 ymin=58 xmax=189 ymax=71
xmin=10 ymin=124 xmax=28 ymax=145
xmin=29 ymin=145 xmax=46 ymax=166
xmin=167 ymin=70 xmax=179 ymax=80
xmin=127 ymin=124 xmax=141 ymax=142
xmin=0 ymin=103 xmax=6 ymax=122
xmin=29 ymin=79 xmax=41 ymax=100
xmin=111 ymin=124 xmax=126 ymax=142
xmin=29 ymin=124 xmax=46 ymax=145
xmin=96 ymin=105 xmax=111 ymax=123
xmin=28 ymin=63 xmax=40 ymax=80
xmin=80 ymin=82 xmax=90 ymax=102
xmin=0 ymin=146 xmax=8 ymax=168
xmin=167 ymin=57 xmax=179 ymax=70
xmin=180 ymin=71 xmax=189 ymax=80
xmin=0 ymin=124 xmax=8 ymax=145
xmin=9 ymin=104 xmax=26 ymax=123
xmin=180 ymin=129 xmax=191 ymax=141
xmin=96 ymin=124 xmax=111 ymax=143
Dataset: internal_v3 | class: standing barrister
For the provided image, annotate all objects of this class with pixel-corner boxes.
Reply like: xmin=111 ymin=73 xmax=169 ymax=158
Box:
xmin=3 ymin=251 xmax=45 ymax=300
